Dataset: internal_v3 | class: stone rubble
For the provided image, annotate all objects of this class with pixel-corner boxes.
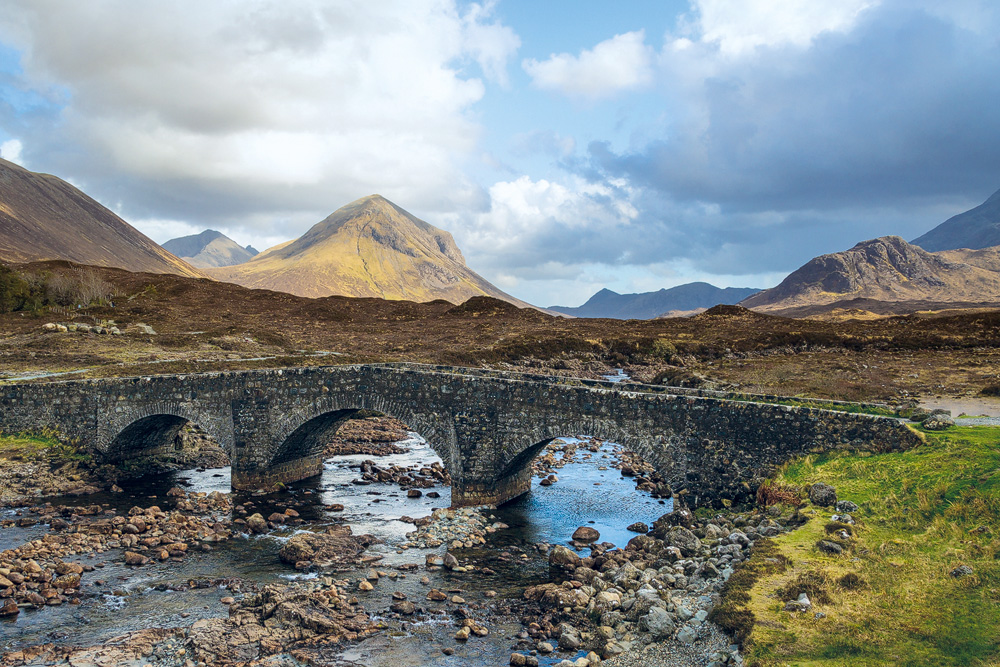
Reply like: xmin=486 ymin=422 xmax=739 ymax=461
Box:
xmin=509 ymin=503 xmax=814 ymax=667
xmin=0 ymin=490 xmax=232 ymax=617
xmin=399 ymin=507 xmax=507 ymax=550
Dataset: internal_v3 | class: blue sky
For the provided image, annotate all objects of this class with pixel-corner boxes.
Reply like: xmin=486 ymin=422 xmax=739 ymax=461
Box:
xmin=2 ymin=1 xmax=999 ymax=306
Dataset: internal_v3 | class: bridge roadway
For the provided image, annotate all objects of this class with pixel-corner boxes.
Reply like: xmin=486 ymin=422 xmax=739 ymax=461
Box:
xmin=0 ymin=363 xmax=921 ymax=507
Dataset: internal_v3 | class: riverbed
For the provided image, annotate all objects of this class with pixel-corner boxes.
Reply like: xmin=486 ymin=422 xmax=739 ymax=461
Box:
xmin=1 ymin=435 xmax=672 ymax=665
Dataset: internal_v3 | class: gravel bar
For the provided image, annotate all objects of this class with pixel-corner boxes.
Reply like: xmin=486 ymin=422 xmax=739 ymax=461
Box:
xmin=604 ymin=623 xmax=741 ymax=667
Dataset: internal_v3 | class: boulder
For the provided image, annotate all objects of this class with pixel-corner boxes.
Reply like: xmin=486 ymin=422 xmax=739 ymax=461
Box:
xmin=703 ymin=523 xmax=728 ymax=540
xmin=652 ymin=508 xmax=694 ymax=533
xmin=549 ymin=545 xmax=582 ymax=569
xmin=246 ymin=513 xmax=268 ymax=534
xmin=626 ymin=521 xmax=648 ymax=533
xmin=676 ymin=625 xmax=697 ymax=644
xmin=922 ymin=414 xmax=955 ymax=430
xmin=809 ymin=483 xmax=837 ymax=507
xmin=816 ymin=540 xmax=844 ymax=555
xmin=278 ymin=526 xmax=379 ymax=568
xmin=558 ymin=625 xmax=582 ymax=650
xmin=783 ymin=592 xmax=811 ymax=612
xmin=571 ymin=526 xmax=600 ymax=543
xmin=124 ymin=551 xmax=148 ymax=566
xmin=662 ymin=527 xmax=702 ymax=557
xmin=835 ymin=500 xmax=859 ymax=513
xmin=639 ymin=606 xmax=675 ymax=638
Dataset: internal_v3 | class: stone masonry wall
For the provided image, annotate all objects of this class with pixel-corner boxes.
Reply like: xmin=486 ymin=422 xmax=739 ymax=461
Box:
xmin=0 ymin=364 xmax=922 ymax=507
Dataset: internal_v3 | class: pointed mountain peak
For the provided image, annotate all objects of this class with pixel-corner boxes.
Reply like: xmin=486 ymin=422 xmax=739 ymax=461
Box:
xmin=741 ymin=235 xmax=1000 ymax=313
xmin=912 ymin=187 xmax=1000 ymax=252
xmin=162 ymin=229 xmax=256 ymax=268
xmin=209 ymin=195 xmax=536 ymax=309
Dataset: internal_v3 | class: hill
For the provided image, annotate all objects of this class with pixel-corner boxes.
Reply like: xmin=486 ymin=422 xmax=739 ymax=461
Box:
xmin=163 ymin=230 xmax=258 ymax=268
xmin=912 ymin=187 xmax=1000 ymax=251
xmin=209 ymin=195 xmax=533 ymax=307
xmin=549 ymin=283 xmax=760 ymax=319
xmin=740 ymin=236 xmax=1000 ymax=313
xmin=0 ymin=158 xmax=203 ymax=278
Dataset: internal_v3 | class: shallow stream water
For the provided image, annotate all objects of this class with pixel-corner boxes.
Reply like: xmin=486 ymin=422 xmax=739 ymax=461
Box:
xmin=1 ymin=435 xmax=671 ymax=665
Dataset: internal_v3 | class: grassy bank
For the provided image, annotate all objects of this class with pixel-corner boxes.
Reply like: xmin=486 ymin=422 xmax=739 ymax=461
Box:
xmin=716 ymin=425 xmax=1000 ymax=666
xmin=0 ymin=429 xmax=88 ymax=464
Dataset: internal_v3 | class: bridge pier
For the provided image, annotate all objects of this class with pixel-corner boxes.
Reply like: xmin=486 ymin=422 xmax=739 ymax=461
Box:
xmin=231 ymin=455 xmax=325 ymax=491
xmin=451 ymin=466 xmax=533 ymax=508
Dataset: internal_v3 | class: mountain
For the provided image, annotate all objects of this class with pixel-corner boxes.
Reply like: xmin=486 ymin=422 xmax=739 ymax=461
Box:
xmin=163 ymin=230 xmax=258 ymax=268
xmin=209 ymin=195 xmax=534 ymax=307
xmin=740 ymin=236 xmax=1000 ymax=313
xmin=0 ymin=158 xmax=203 ymax=278
xmin=549 ymin=283 xmax=761 ymax=319
xmin=912 ymin=187 xmax=1000 ymax=251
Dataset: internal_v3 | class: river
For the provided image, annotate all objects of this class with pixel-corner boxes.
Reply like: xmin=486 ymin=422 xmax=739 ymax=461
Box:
xmin=1 ymin=434 xmax=672 ymax=665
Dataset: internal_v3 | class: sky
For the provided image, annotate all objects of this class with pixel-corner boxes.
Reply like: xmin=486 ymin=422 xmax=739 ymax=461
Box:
xmin=1 ymin=0 xmax=999 ymax=307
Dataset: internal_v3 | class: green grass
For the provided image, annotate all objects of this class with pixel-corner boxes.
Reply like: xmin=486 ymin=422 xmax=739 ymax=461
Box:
xmin=0 ymin=429 xmax=91 ymax=464
xmin=728 ymin=425 xmax=1000 ymax=667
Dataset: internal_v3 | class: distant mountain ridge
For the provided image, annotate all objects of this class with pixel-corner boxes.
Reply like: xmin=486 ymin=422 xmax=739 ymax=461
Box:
xmin=740 ymin=235 xmax=1000 ymax=313
xmin=209 ymin=195 xmax=535 ymax=308
xmin=912 ymin=187 xmax=1000 ymax=251
xmin=0 ymin=158 xmax=203 ymax=278
xmin=549 ymin=283 xmax=761 ymax=319
xmin=163 ymin=230 xmax=258 ymax=268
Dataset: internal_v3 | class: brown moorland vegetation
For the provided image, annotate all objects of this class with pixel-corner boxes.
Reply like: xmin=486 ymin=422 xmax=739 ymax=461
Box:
xmin=3 ymin=260 xmax=1000 ymax=403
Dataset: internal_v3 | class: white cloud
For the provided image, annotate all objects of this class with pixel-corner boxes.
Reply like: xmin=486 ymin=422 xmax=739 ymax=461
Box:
xmin=0 ymin=139 xmax=23 ymax=164
xmin=523 ymin=31 xmax=653 ymax=99
xmin=0 ymin=0 xmax=518 ymax=228
xmin=459 ymin=175 xmax=638 ymax=256
xmin=461 ymin=1 xmax=521 ymax=87
xmin=692 ymin=0 xmax=878 ymax=55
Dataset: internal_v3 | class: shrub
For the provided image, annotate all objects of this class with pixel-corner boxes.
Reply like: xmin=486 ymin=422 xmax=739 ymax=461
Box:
xmin=756 ymin=481 xmax=803 ymax=507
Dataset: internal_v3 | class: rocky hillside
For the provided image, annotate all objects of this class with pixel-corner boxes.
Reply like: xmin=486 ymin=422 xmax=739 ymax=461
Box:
xmin=209 ymin=195 xmax=533 ymax=306
xmin=912 ymin=187 xmax=1000 ymax=251
xmin=741 ymin=236 xmax=1000 ymax=312
xmin=550 ymin=283 xmax=760 ymax=319
xmin=163 ymin=230 xmax=258 ymax=268
xmin=0 ymin=158 xmax=203 ymax=278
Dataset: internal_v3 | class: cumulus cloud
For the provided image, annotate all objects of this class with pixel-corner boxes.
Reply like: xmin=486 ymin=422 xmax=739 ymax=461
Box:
xmin=460 ymin=1 xmax=521 ymax=87
xmin=0 ymin=0 xmax=518 ymax=229
xmin=523 ymin=31 xmax=653 ymax=99
xmin=691 ymin=0 xmax=878 ymax=55
xmin=568 ymin=0 xmax=1000 ymax=283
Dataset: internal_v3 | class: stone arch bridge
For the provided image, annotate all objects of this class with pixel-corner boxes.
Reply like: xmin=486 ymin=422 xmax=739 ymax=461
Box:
xmin=0 ymin=364 xmax=920 ymax=507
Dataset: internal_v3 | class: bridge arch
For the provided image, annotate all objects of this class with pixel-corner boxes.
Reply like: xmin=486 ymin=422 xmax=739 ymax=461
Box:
xmin=488 ymin=416 xmax=693 ymax=506
xmin=264 ymin=393 xmax=458 ymax=484
xmin=104 ymin=401 xmax=234 ymax=464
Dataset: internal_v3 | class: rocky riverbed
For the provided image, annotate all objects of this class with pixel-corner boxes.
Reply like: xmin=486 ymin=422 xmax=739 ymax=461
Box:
xmin=0 ymin=421 xmax=827 ymax=667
